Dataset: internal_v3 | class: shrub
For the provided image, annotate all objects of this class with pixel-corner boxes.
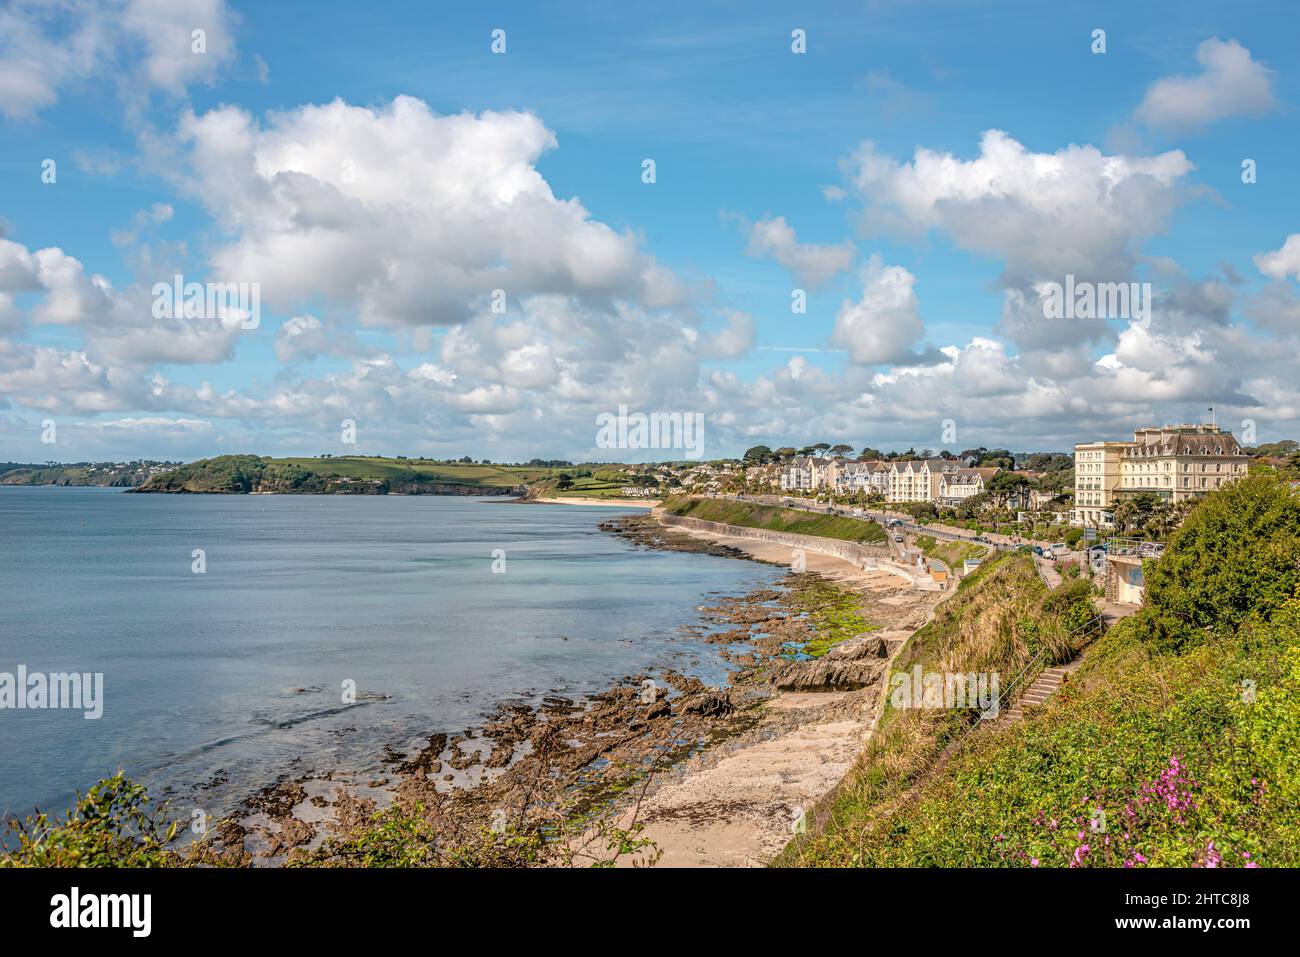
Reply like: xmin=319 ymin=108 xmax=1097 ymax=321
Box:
xmin=1 ymin=773 xmax=185 ymax=868
xmin=1137 ymin=475 xmax=1300 ymax=652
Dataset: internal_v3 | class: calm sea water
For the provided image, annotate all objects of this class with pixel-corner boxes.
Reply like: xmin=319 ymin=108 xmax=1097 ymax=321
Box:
xmin=0 ymin=487 xmax=780 ymax=821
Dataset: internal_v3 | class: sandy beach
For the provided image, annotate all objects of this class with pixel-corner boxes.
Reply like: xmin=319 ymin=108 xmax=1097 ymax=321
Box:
xmin=605 ymin=523 xmax=947 ymax=867
xmin=524 ymin=495 xmax=661 ymax=508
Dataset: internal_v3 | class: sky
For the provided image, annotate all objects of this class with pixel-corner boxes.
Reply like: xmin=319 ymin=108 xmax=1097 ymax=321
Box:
xmin=1 ymin=0 xmax=1299 ymax=464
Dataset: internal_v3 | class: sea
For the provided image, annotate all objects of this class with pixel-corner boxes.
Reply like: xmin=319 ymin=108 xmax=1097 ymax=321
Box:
xmin=0 ymin=487 xmax=781 ymax=823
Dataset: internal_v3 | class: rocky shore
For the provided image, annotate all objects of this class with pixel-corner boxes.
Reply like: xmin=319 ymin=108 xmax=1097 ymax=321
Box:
xmin=199 ymin=511 xmax=943 ymax=867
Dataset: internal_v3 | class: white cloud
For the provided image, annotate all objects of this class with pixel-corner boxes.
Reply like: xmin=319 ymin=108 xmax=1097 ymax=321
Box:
xmin=843 ymin=130 xmax=1194 ymax=283
xmin=0 ymin=237 xmax=245 ymax=366
xmin=173 ymin=96 xmax=683 ymax=327
xmin=700 ymin=311 xmax=755 ymax=359
xmin=740 ymin=215 xmax=855 ymax=288
xmin=1134 ymin=39 xmax=1276 ymax=133
xmin=1254 ymin=234 xmax=1300 ymax=282
xmin=274 ymin=314 xmax=360 ymax=363
xmin=0 ymin=0 xmax=236 ymax=119
xmin=831 ymin=255 xmax=928 ymax=365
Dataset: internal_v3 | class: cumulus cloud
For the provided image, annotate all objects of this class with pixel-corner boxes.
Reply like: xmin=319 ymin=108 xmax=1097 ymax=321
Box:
xmin=842 ymin=130 xmax=1194 ymax=284
xmin=831 ymin=256 xmax=933 ymax=365
xmin=1134 ymin=38 xmax=1276 ymax=133
xmin=700 ymin=311 xmax=755 ymax=359
xmin=0 ymin=237 xmax=246 ymax=367
xmin=172 ymin=96 xmax=684 ymax=327
xmin=1255 ymin=234 xmax=1300 ymax=282
xmin=740 ymin=215 xmax=855 ymax=288
xmin=274 ymin=314 xmax=360 ymax=363
xmin=0 ymin=0 xmax=236 ymax=119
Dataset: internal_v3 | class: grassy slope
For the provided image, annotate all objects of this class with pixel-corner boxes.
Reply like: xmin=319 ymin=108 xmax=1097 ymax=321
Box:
xmin=663 ymin=496 xmax=886 ymax=544
xmin=784 ymin=475 xmax=1300 ymax=867
xmin=915 ymin=534 xmax=989 ymax=568
xmin=274 ymin=456 xmax=547 ymax=487
xmin=775 ymin=555 xmax=1088 ymax=864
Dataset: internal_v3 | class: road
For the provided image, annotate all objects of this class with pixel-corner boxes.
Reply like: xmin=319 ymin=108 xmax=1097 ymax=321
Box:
xmin=727 ymin=492 xmax=1084 ymax=587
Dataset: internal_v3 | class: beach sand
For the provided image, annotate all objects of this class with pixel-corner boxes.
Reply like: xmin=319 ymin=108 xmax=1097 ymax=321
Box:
xmin=524 ymin=496 xmax=661 ymax=508
xmin=608 ymin=524 xmax=947 ymax=867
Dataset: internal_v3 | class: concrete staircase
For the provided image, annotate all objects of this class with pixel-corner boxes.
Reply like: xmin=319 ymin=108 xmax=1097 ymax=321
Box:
xmin=1006 ymin=666 xmax=1069 ymax=720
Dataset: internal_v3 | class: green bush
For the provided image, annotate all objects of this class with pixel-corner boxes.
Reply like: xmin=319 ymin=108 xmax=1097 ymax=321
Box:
xmin=662 ymin=496 xmax=885 ymax=543
xmin=784 ymin=475 xmax=1300 ymax=868
xmin=1 ymin=773 xmax=185 ymax=868
xmin=1137 ymin=475 xmax=1300 ymax=652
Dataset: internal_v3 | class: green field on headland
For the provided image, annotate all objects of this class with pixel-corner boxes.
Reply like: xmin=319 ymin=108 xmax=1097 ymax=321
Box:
xmin=132 ymin=454 xmax=556 ymax=493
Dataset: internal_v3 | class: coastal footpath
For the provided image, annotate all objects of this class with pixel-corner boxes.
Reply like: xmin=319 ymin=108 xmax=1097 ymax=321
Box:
xmin=605 ymin=513 xmax=949 ymax=866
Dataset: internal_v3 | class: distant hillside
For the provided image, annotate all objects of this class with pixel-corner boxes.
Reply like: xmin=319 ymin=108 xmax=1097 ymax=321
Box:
xmin=784 ymin=474 xmax=1300 ymax=867
xmin=0 ymin=461 xmax=174 ymax=487
xmin=131 ymin=454 xmax=552 ymax=494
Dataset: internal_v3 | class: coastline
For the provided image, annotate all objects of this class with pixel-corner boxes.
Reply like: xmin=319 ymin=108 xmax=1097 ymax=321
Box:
xmin=598 ymin=522 xmax=942 ymax=866
xmin=518 ymin=495 xmax=661 ymax=508
xmin=210 ymin=509 xmax=943 ymax=867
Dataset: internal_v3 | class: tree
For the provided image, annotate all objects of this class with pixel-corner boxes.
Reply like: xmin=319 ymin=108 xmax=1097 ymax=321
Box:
xmin=956 ymin=491 xmax=991 ymax=520
xmin=556 ymin=474 xmax=574 ymax=490
xmin=830 ymin=443 xmax=854 ymax=458
xmin=1113 ymin=491 xmax=1163 ymax=536
xmin=775 ymin=447 xmax=797 ymax=461
xmin=978 ymin=448 xmax=1015 ymax=469
xmin=742 ymin=445 xmax=773 ymax=465
xmin=858 ymin=447 xmax=883 ymax=461
xmin=985 ymin=471 xmax=1030 ymax=509
xmin=1138 ymin=474 xmax=1300 ymax=651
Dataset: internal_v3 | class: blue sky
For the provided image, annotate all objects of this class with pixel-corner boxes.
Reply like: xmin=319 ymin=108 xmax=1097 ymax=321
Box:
xmin=1 ymin=0 xmax=1299 ymax=463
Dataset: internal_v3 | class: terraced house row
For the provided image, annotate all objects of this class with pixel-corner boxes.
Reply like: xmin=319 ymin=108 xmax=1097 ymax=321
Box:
xmin=1073 ymin=424 xmax=1250 ymax=528
xmin=771 ymin=455 xmax=1009 ymax=506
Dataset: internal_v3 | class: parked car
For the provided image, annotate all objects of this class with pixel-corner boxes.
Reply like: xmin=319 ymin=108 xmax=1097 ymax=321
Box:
xmin=893 ymin=533 xmax=904 ymax=543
